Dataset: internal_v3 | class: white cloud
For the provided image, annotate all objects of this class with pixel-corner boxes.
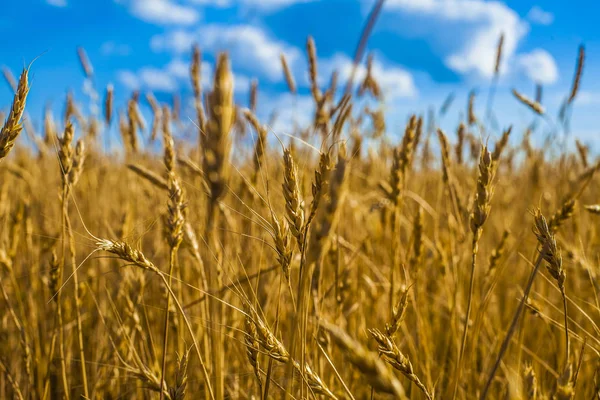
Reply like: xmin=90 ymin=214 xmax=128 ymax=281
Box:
xmin=165 ymin=58 xmax=213 ymax=86
xmin=117 ymin=70 xmax=141 ymax=90
xmin=121 ymin=0 xmax=200 ymax=25
xmin=188 ymin=0 xmax=315 ymax=11
xmin=47 ymin=0 xmax=67 ymax=6
xmin=576 ymin=91 xmax=600 ymax=106
xmin=517 ymin=49 xmax=558 ymax=84
xmin=117 ymin=58 xmax=254 ymax=94
xmin=151 ymin=31 xmax=197 ymax=53
xmin=118 ymin=60 xmax=185 ymax=92
xmin=152 ymin=25 xmax=301 ymax=82
xmin=234 ymin=74 xmax=252 ymax=93
xmin=243 ymin=0 xmax=314 ymax=8
xmin=322 ymin=54 xmax=417 ymax=99
xmin=166 ymin=59 xmax=191 ymax=80
xmin=118 ymin=67 xmax=179 ymax=91
xmin=384 ymin=0 xmax=529 ymax=78
xmin=141 ymin=68 xmax=180 ymax=91
xmin=151 ymin=26 xmax=414 ymax=98
xmin=259 ymin=92 xmax=314 ymax=134
xmin=527 ymin=6 xmax=554 ymax=26
xmin=187 ymin=0 xmax=231 ymax=6
xmin=101 ymin=41 xmax=131 ymax=56
xmin=199 ymin=25 xmax=300 ymax=80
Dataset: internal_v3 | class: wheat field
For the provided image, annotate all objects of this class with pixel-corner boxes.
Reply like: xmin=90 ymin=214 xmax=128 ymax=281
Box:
xmin=0 ymin=16 xmax=599 ymax=400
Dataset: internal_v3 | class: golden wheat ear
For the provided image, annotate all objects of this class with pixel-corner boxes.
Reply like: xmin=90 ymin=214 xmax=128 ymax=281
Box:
xmin=513 ymin=89 xmax=545 ymax=115
xmin=0 ymin=68 xmax=29 ymax=160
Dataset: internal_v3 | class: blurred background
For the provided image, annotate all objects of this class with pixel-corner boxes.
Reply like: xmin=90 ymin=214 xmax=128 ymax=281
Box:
xmin=1 ymin=0 xmax=598 ymax=151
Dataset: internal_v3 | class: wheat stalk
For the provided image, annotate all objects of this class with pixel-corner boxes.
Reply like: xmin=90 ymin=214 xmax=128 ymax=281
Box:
xmin=568 ymin=45 xmax=585 ymax=104
xmin=104 ymin=84 xmax=113 ymax=126
xmin=280 ymin=53 xmax=297 ymax=94
xmin=369 ymin=328 xmax=433 ymax=400
xmin=481 ymin=209 xmax=555 ymax=399
xmin=201 ymin=52 xmax=234 ymax=400
xmin=453 ymin=145 xmax=495 ymax=399
xmin=97 ymin=238 xmax=215 ymax=399
xmin=513 ymin=89 xmax=545 ymax=115
xmin=321 ymin=320 xmax=408 ymax=399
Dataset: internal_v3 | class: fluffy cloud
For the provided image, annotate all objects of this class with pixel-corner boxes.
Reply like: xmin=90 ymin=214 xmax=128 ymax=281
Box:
xmin=187 ymin=0 xmax=231 ymax=6
xmin=517 ymin=49 xmax=558 ymax=84
xmin=151 ymin=26 xmax=416 ymax=99
xmin=117 ymin=70 xmax=143 ymax=90
xmin=118 ymin=59 xmax=192 ymax=92
xmin=259 ymin=92 xmax=315 ymax=135
xmin=322 ymin=53 xmax=417 ymax=99
xmin=527 ymin=6 xmax=554 ymax=26
xmin=119 ymin=0 xmax=200 ymax=25
xmin=118 ymin=67 xmax=179 ymax=91
xmin=151 ymin=31 xmax=197 ymax=54
xmin=198 ymin=25 xmax=301 ymax=80
xmin=152 ymin=25 xmax=301 ymax=82
xmin=575 ymin=91 xmax=600 ymax=106
xmin=116 ymin=58 xmax=255 ymax=93
xmin=234 ymin=75 xmax=252 ymax=93
xmin=188 ymin=0 xmax=316 ymax=11
xmin=243 ymin=0 xmax=315 ymax=9
xmin=165 ymin=59 xmax=192 ymax=80
xmin=384 ymin=0 xmax=529 ymax=78
xmin=47 ymin=0 xmax=67 ymax=6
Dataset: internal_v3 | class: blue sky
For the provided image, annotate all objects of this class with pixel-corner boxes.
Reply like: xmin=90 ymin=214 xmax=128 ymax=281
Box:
xmin=1 ymin=0 xmax=599 ymax=148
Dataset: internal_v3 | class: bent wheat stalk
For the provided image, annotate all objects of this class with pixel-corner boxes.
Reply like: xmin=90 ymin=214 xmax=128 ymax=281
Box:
xmin=97 ymin=239 xmax=215 ymax=400
xmin=452 ymin=146 xmax=494 ymax=399
xmin=159 ymin=126 xmax=187 ymax=400
xmin=480 ymin=210 xmax=555 ymax=399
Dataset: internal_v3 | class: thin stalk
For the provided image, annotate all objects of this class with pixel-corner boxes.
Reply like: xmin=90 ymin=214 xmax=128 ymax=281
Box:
xmin=480 ymin=250 xmax=545 ymax=399
xmin=156 ymin=269 xmax=215 ymax=400
xmin=58 ymin=185 xmax=73 ymax=400
xmin=560 ymin=288 xmax=570 ymax=362
xmin=65 ymin=213 xmax=89 ymax=398
xmin=42 ymin=291 xmax=69 ymax=400
xmin=41 ymin=292 xmax=64 ymax=400
xmin=206 ymin=200 xmax=224 ymax=400
xmin=159 ymin=248 xmax=178 ymax=400
xmin=451 ymin=234 xmax=479 ymax=399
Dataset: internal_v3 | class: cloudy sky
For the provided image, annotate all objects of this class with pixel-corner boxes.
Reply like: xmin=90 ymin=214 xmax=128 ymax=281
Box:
xmin=1 ymin=0 xmax=599 ymax=146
